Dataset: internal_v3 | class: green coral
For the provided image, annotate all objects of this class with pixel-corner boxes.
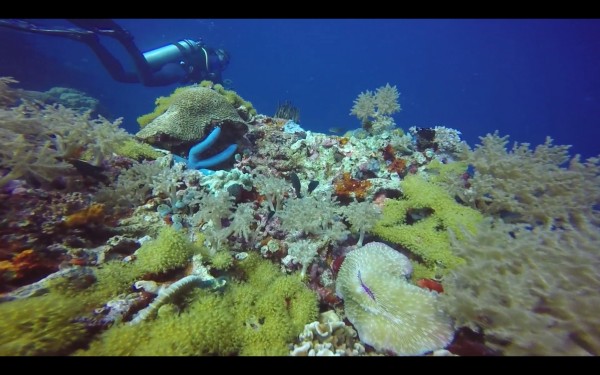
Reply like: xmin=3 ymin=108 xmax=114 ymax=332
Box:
xmin=231 ymin=254 xmax=318 ymax=355
xmin=0 ymin=293 xmax=89 ymax=355
xmin=210 ymin=250 xmax=234 ymax=270
xmin=78 ymin=254 xmax=318 ymax=356
xmin=372 ymin=174 xmax=483 ymax=277
xmin=213 ymin=84 xmax=257 ymax=118
xmin=114 ymin=138 xmax=163 ymax=160
xmin=425 ymin=159 xmax=469 ymax=185
xmin=135 ymin=226 xmax=198 ymax=275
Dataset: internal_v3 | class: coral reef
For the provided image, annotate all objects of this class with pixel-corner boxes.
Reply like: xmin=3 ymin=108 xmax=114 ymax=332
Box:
xmin=289 ymin=310 xmax=366 ymax=356
xmin=2 ymin=76 xmax=598 ymax=357
xmin=0 ymin=100 xmax=129 ymax=188
xmin=134 ymin=226 xmax=197 ymax=276
xmin=0 ymin=292 xmax=90 ymax=355
xmin=78 ymin=254 xmax=318 ymax=356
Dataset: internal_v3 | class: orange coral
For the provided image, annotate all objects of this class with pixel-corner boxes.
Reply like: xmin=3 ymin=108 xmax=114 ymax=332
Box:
xmin=0 ymin=249 xmax=46 ymax=279
xmin=64 ymin=203 xmax=105 ymax=228
xmin=334 ymin=172 xmax=371 ymax=201
xmin=387 ymin=158 xmax=407 ymax=175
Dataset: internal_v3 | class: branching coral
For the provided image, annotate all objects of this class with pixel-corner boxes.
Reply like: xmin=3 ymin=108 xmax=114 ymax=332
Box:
xmin=462 ymin=131 xmax=600 ymax=227
xmin=94 ymin=159 xmax=166 ymax=210
xmin=441 ymin=218 xmax=600 ymax=355
xmin=284 ymin=239 xmax=322 ymax=278
xmin=338 ymin=200 xmax=382 ymax=246
xmin=228 ymin=202 xmax=257 ymax=242
xmin=277 ymin=193 xmax=349 ymax=243
xmin=254 ymin=174 xmax=291 ymax=212
xmin=0 ymin=76 xmax=19 ymax=108
xmin=0 ymin=100 xmax=129 ymax=188
xmin=350 ymin=83 xmax=401 ymax=123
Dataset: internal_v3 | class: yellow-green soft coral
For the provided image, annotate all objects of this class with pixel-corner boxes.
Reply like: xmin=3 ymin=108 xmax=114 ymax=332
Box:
xmin=212 ymin=84 xmax=257 ymax=118
xmin=372 ymin=174 xmax=483 ymax=278
xmin=0 ymin=294 xmax=89 ymax=355
xmin=210 ymin=250 xmax=234 ymax=270
xmin=135 ymin=226 xmax=198 ymax=275
xmin=114 ymin=138 xmax=163 ymax=160
xmin=230 ymin=254 xmax=319 ymax=355
xmin=77 ymin=254 xmax=318 ymax=355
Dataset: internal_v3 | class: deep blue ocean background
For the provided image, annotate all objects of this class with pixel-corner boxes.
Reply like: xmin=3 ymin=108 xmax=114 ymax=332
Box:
xmin=1 ymin=19 xmax=599 ymax=158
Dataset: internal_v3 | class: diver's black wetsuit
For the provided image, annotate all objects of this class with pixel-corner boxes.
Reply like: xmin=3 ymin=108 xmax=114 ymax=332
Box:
xmin=0 ymin=19 xmax=226 ymax=86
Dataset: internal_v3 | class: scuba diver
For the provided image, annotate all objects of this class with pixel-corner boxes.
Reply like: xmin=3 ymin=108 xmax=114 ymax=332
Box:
xmin=0 ymin=19 xmax=230 ymax=86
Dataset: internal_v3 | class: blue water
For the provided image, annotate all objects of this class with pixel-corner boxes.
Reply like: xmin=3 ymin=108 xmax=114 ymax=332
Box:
xmin=1 ymin=19 xmax=599 ymax=158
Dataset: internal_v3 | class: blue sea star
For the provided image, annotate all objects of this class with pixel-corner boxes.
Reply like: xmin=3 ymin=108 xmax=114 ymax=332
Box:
xmin=173 ymin=126 xmax=238 ymax=175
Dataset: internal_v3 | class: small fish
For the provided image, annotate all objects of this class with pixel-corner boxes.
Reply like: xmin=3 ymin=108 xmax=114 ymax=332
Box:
xmin=416 ymin=278 xmax=444 ymax=293
xmin=328 ymin=126 xmax=346 ymax=135
xmin=307 ymin=180 xmax=319 ymax=195
xmin=357 ymin=270 xmax=376 ymax=301
xmin=67 ymin=159 xmax=109 ymax=184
